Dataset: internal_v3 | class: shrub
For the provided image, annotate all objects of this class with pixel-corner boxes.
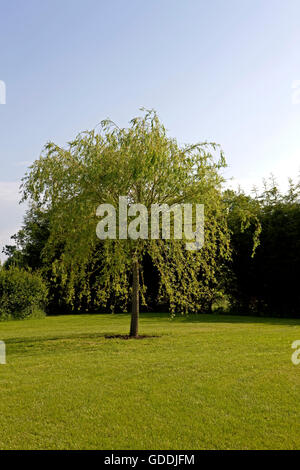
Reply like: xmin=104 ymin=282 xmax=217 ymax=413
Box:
xmin=0 ymin=267 xmax=48 ymax=320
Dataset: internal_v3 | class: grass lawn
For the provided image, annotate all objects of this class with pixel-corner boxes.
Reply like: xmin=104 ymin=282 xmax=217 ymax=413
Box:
xmin=0 ymin=312 xmax=299 ymax=450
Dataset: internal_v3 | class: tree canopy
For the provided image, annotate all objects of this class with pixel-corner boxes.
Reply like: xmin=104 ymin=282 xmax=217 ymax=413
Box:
xmin=5 ymin=112 xmax=299 ymax=324
xmin=21 ymin=109 xmax=231 ymax=335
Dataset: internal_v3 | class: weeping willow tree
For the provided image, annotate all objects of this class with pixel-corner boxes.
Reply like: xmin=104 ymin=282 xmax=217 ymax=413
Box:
xmin=22 ymin=109 xmax=231 ymax=337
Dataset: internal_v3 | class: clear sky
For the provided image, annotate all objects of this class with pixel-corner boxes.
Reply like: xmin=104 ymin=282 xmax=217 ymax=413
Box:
xmin=0 ymin=0 xmax=300 ymax=257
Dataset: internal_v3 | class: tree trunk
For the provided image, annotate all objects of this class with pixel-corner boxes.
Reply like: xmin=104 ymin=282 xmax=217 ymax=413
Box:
xmin=130 ymin=259 xmax=139 ymax=337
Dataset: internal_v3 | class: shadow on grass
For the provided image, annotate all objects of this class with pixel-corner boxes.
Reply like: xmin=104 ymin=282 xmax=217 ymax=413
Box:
xmin=45 ymin=311 xmax=300 ymax=327
xmin=5 ymin=331 xmax=161 ymax=347
xmin=138 ymin=312 xmax=300 ymax=326
xmin=4 ymin=332 xmax=108 ymax=346
xmin=4 ymin=313 xmax=300 ymax=350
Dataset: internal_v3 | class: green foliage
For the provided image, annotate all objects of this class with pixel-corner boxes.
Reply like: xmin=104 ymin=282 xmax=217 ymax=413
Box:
xmin=22 ymin=109 xmax=231 ymax=315
xmin=2 ymin=206 xmax=70 ymax=315
xmin=0 ymin=267 xmax=48 ymax=320
xmin=3 ymin=206 xmax=51 ymax=271
xmin=228 ymin=176 xmax=300 ymax=317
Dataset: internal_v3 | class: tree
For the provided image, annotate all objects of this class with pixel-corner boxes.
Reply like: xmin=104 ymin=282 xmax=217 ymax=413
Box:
xmin=226 ymin=176 xmax=300 ymax=317
xmin=0 ymin=266 xmax=48 ymax=320
xmin=22 ymin=109 xmax=231 ymax=336
xmin=3 ymin=205 xmax=50 ymax=270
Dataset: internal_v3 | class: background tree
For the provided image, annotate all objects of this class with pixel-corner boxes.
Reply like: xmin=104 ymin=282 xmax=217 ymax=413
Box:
xmin=3 ymin=205 xmax=50 ymax=270
xmin=22 ymin=110 xmax=231 ymax=336
xmin=227 ymin=176 xmax=300 ymax=317
xmin=0 ymin=266 xmax=48 ymax=320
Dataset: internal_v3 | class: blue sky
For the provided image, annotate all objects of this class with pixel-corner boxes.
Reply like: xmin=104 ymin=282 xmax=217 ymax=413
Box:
xmin=0 ymin=0 xmax=300 ymax=256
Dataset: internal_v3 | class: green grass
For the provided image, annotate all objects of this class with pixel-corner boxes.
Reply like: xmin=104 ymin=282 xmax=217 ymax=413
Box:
xmin=0 ymin=312 xmax=300 ymax=450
